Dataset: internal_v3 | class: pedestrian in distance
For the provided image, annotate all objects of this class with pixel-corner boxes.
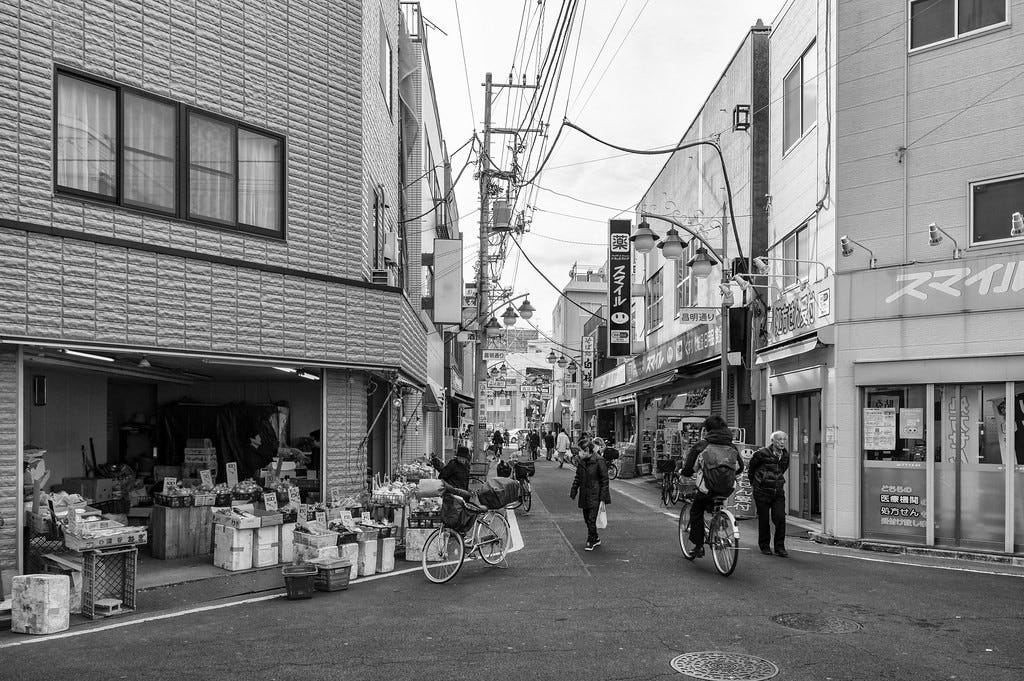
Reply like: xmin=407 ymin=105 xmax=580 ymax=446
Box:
xmin=569 ymin=437 xmax=610 ymax=551
xmin=491 ymin=429 xmax=504 ymax=459
xmin=748 ymin=431 xmax=791 ymax=557
xmin=680 ymin=414 xmax=744 ymax=558
xmin=544 ymin=429 xmax=556 ymax=461
xmin=555 ymin=426 xmax=572 ymax=468
xmin=529 ymin=429 xmax=541 ymax=461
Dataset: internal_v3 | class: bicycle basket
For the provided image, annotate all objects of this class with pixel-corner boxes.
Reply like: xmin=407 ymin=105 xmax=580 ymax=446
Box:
xmin=656 ymin=458 xmax=677 ymax=474
xmin=513 ymin=461 xmax=535 ymax=479
xmin=440 ymin=496 xmax=475 ymax=533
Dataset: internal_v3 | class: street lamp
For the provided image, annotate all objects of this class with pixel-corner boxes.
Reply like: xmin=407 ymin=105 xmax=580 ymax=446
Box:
xmin=546 ymin=350 xmax=557 ymax=365
xmin=518 ymin=297 xmax=535 ymax=320
xmin=657 ymin=227 xmax=687 ymax=261
xmin=484 ymin=316 xmax=502 ymax=337
xmin=629 ymin=221 xmax=660 ymax=254
xmin=686 ymin=247 xmax=717 ymax=279
xmin=501 ymin=304 xmax=518 ymax=327
xmin=557 ymin=355 xmax=569 ymax=369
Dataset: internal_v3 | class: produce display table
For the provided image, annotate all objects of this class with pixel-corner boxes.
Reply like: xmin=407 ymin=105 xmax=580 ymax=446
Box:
xmin=149 ymin=505 xmax=215 ymax=559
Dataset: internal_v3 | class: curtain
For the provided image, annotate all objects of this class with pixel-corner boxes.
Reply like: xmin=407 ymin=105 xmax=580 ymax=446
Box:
xmin=238 ymin=129 xmax=281 ymax=230
xmin=960 ymin=0 xmax=1005 ymax=34
xmin=189 ymin=114 xmax=235 ymax=224
xmin=56 ymin=74 xmax=116 ymax=196
xmin=123 ymin=93 xmax=176 ymax=211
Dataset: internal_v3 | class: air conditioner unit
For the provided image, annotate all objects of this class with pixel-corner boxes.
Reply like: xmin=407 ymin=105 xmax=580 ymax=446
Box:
xmin=371 ymin=268 xmax=396 ymax=286
xmin=382 ymin=231 xmax=398 ymax=264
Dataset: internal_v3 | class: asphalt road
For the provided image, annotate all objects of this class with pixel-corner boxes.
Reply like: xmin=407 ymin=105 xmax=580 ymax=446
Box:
xmin=4 ymin=459 xmax=1023 ymax=681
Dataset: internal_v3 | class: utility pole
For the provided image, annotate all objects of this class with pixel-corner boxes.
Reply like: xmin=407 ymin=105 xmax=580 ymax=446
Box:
xmin=472 ymin=73 xmax=493 ymax=463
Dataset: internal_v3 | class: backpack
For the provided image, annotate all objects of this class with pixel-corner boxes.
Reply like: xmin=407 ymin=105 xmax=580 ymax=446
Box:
xmin=697 ymin=443 xmax=739 ymax=496
xmin=496 ymin=460 xmax=512 ymax=478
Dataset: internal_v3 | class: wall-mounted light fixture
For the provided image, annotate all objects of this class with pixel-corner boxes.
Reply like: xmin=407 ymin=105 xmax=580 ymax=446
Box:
xmin=732 ymin=104 xmax=751 ymax=131
xmin=1011 ymin=212 xmax=1023 ymax=237
xmin=839 ymin=235 xmax=877 ymax=269
xmin=62 ymin=349 xmax=114 ymax=362
xmin=927 ymin=223 xmax=961 ymax=259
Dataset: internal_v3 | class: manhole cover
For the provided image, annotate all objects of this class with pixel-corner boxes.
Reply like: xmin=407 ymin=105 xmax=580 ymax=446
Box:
xmin=770 ymin=613 xmax=862 ymax=634
xmin=670 ymin=652 xmax=779 ymax=680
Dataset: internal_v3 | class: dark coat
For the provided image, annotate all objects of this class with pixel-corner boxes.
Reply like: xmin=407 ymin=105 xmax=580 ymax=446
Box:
xmin=570 ymin=454 xmax=611 ymax=509
xmin=438 ymin=458 xmax=470 ymax=493
xmin=681 ymin=427 xmax=744 ymax=478
xmin=748 ymin=444 xmax=790 ymax=500
xmin=544 ymin=433 xmax=556 ymax=450
xmin=492 ymin=431 xmax=504 ymax=447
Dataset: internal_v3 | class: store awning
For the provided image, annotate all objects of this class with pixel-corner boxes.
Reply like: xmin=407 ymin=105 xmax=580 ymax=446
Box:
xmin=592 ymin=370 xmax=677 ymax=407
xmin=755 ymin=336 xmax=822 ymax=365
xmin=448 ymin=390 xmax=475 ymax=407
xmin=423 ymin=378 xmax=445 ymax=412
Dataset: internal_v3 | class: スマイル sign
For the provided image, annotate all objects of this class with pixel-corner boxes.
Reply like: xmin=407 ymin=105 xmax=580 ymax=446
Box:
xmin=608 ymin=219 xmax=632 ymax=356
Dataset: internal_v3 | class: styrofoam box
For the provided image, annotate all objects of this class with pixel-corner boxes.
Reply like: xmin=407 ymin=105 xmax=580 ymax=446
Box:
xmin=404 ymin=528 xmax=443 ymax=562
xmin=213 ymin=525 xmax=253 ymax=571
xmin=376 ymin=537 xmax=396 ymax=573
xmin=279 ymin=523 xmax=296 ymax=564
xmin=12 ymin=574 xmax=70 ymax=635
xmin=252 ymin=526 xmax=279 ymax=568
xmin=357 ymin=539 xmax=378 ymax=577
xmin=294 ymin=543 xmax=338 ymax=564
xmin=338 ymin=543 xmax=360 ymax=582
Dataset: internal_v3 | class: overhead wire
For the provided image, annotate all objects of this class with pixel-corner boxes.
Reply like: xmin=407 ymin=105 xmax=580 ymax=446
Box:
xmin=454 ymin=0 xmax=477 ymax=131
xmin=573 ymin=0 xmax=652 ymax=117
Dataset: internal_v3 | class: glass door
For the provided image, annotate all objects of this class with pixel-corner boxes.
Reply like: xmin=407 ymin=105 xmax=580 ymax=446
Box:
xmin=773 ymin=391 xmax=822 ymax=521
xmin=933 ymin=384 xmax=1007 ymax=551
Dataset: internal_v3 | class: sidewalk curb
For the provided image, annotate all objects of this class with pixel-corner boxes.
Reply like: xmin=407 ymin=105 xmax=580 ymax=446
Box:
xmin=808 ymin=531 xmax=1024 ymax=567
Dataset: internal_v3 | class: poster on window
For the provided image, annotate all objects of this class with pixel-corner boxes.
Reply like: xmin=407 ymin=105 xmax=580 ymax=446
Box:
xmin=899 ymin=408 xmax=923 ymax=439
xmin=863 ymin=408 xmax=896 ymax=450
xmin=940 ymin=387 xmax=981 ymax=463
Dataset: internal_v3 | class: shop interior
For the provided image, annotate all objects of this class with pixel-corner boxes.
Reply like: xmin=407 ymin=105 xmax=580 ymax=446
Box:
xmin=19 ymin=347 xmax=323 ymax=588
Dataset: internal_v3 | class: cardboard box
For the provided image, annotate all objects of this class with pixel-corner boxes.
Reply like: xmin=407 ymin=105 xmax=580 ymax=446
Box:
xmin=376 ymin=537 xmax=396 ymax=573
xmin=12 ymin=574 xmax=70 ymax=635
xmin=213 ymin=525 xmax=253 ymax=571
xmin=59 ymin=478 xmax=114 ymax=504
xmin=213 ymin=508 xmax=261 ymax=530
xmin=357 ymin=539 xmax=378 ymax=577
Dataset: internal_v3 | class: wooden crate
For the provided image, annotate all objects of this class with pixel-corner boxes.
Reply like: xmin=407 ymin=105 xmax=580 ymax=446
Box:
xmin=150 ymin=505 xmax=215 ymax=560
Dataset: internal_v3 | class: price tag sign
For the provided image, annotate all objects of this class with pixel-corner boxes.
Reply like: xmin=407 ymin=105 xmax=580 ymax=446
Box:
xmin=330 ymin=488 xmax=342 ymax=505
xmin=340 ymin=510 xmax=354 ymax=525
xmin=315 ymin=511 xmax=327 ymax=525
xmin=262 ymin=492 xmax=278 ymax=511
xmin=288 ymin=487 xmax=301 ymax=506
xmin=162 ymin=477 xmax=177 ymax=494
xmin=360 ymin=511 xmax=371 ymax=523
xmin=296 ymin=511 xmax=308 ymax=529
xmin=264 ymin=470 xmax=277 ymax=487
xmin=199 ymin=469 xmax=213 ymax=488
xmin=225 ymin=462 xmax=239 ymax=488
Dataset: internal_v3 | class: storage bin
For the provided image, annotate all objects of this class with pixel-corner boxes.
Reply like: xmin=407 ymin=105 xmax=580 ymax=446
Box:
xmin=281 ymin=565 xmax=317 ymax=600
xmin=311 ymin=558 xmax=352 ymax=592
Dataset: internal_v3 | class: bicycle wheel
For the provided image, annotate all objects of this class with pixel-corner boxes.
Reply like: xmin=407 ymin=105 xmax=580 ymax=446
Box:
xmin=710 ymin=511 xmax=739 ymax=577
xmin=670 ymin=477 xmax=683 ymax=505
xmin=607 ymin=462 xmax=618 ymax=480
xmin=476 ymin=512 xmax=510 ymax=565
xmin=521 ymin=482 xmax=532 ymax=513
xmin=678 ymin=501 xmax=696 ymax=560
xmin=661 ymin=476 xmax=672 ymax=506
xmin=422 ymin=527 xmax=465 ymax=583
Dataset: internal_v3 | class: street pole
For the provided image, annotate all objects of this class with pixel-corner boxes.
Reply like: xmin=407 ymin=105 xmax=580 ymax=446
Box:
xmin=720 ymin=225 xmax=730 ymax=422
xmin=472 ymin=73 xmax=493 ymax=463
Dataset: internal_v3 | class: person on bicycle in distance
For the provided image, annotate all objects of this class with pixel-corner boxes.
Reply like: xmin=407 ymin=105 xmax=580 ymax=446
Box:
xmin=680 ymin=415 xmax=744 ymax=558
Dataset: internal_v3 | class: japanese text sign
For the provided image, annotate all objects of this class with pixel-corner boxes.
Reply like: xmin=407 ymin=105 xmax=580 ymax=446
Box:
xmin=608 ymin=219 xmax=633 ymax=356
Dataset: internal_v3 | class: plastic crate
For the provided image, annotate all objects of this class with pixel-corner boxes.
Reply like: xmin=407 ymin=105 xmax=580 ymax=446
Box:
xmin=64 ymin=527 xmax=147 ymax=552
xmin=153 ymin=493 xmax=194 ymax=508
xmin=282 ymin=565 xmax=317 ymax=600
xmin=656 ymin=458 xmax=677 ymax=474
xmin=81 ymin=547 xmax=137 ymax=619
xmin=93 ymin=498 xmax=131 ymax=514
xmin=191 ymin=493 xmax=216 ymax=507
xmin=314 ymin=564 xmax=351 ymax=592
xmin=293 ymin=530 xmax=339 ymax=548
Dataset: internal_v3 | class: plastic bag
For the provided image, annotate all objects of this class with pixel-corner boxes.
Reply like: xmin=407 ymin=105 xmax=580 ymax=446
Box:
xmin=596 ymin=501 xmax=607 ymax=529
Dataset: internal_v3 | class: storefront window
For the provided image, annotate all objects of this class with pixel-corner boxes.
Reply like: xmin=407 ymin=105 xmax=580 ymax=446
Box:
xmin=862 ymin=385 xmax=927 ymax=461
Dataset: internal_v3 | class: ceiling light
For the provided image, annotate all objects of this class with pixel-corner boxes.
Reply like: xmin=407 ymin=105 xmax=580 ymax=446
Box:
xmin=297 ymin=370 xmax=320 ymax=381
xmin=137 ymin=356 xmax=151 ymax=368
xmin=273 ymin=367 xmax=297 ymax=373
xmin=63 ymin=349 xmax=115 ymax=362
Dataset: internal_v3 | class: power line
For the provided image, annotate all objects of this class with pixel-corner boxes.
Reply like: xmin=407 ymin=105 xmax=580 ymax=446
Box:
xmin=454 ymin=0 xmax=477 ymax=131
xmin=574 ymin=0 xmax=652 ymax=117
xmin=508 ymin=233 xmax=603 ymax=321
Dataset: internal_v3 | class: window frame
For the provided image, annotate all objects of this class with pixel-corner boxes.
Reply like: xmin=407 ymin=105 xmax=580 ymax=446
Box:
xmin=782 ymin=41 xmax=817 ymax=155
xmin=969 ymin=172 xmax=1024 ymax=246
xmin=52 ymin=66 xmax=287 ymax=239
xmin=380 ymin=14 xmax=393 ymax=114
xmin=908 ymin=0 xmax=1010 ymax=52
xmin=675 ymin=241 xmax=698 ymax=314
xmin=646 ymin=266 xmax=664 ymax=333
xmin=773 ymin=223 xmax=812 ymax=289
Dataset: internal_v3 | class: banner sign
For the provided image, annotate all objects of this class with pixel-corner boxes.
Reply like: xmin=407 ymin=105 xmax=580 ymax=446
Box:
xmin=769 ymin=274 xmax=834 ymax=344
xmin=625 ymin=322 xmax=721 ymax=382
xmin=483 ymin=350 xmax=505 ymax=361
xmin=580 ymin=336 xmax=595 ymax=389
xmin=608 ymin=219 xmax=633 ymax=356
xmin=678 ymin=308 xmax=719 ymax=324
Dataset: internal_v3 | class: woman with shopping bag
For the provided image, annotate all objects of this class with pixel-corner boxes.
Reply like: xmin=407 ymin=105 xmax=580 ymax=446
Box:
xmin=569 ymin=437 xmax=611 ymax=551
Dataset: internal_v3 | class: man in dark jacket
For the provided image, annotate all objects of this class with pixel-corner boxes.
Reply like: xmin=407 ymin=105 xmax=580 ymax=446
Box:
xmin=569 ymin=437 xmax=611 ymax=551
xmin=529 ymin=430 xmax=541 ymax=460
xmin=681 ymin=415 xmax=744 ymax=558
xmin=544 ymin=429 xmax=556 ymax=461
xmin=747 ymin=431 xmax=791 ymax=557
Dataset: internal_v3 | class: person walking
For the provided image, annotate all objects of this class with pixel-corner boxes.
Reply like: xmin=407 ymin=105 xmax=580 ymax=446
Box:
xmin=544 ymin=429 xmax=556 ymax=461
xmin=555 ymin=426 xmax=572 ymax=468
xmin=569 ymin=437 xmax=610 ymax=551
xmin=491 ymin=429 xmax=504 ymax=459
xmin=529 ymin=429 xmax=541 ymax=461
xmin=748 ymin=430 xmax=791 ymax=557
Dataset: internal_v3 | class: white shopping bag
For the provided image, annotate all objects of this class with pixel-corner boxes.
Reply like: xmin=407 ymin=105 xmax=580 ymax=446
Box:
xmin=596 ymin=502 xmax=608 ymax=529
xmin=505 ymin=509 xmax=525 ymax=553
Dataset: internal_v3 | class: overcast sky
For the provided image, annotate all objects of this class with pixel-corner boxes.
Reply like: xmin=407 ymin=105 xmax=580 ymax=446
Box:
xmin=416 ymin=0 xmax=788 ymax=336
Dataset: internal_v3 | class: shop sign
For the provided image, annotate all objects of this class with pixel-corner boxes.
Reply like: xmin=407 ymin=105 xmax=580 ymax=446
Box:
xmin=581 ymin=335 xmax=595 ymax=389
xmin=486 ymin=378 xmax=506 ymax=389
xmin=593 ymin=364 xmax=626 ymax=394
xmin=607 ymin=219 xmax=633 ymax=356
xmin=483 ymin=350 xmax=505 ymax=361
xmin=863 ymin=473 xmax=927 ymax=540
xmin=626 ymin=323 xmax=721 ymax=382
xmin=768 ymin=274 xmax=833 ymax=344
xmin=840 ymin=254 xmax=1024 ymax=321
xmin=678 ymin=308 xmax=719 ymax=324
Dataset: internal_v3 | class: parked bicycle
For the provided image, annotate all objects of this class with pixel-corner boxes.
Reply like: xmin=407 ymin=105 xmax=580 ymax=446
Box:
xmin=510 ymin=460 xmax=533 ymax=513
xmin=422 ymin=493 xmax=511 ymax=584
xmin=677 ymin=491 xmax=740 ymax=576
xmin=659 ymin=458 xmax=684 ymax=506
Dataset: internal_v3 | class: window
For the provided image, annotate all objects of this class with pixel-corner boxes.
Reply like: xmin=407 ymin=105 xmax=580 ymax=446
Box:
xmin=779 ymin=224 xmax=811 ymax=283
xmin=675 ymin=242 xmax=697 ymax=312
xmin=783 ymin=42 xmax=817 ymax=152
xmin=380 ymin=17 xmax=393 ymax=112
xmin=971 ymin=174 xmax=1024 ymax=244
xmin=910 ymin=0 xmax=1007 ymax=50
xmin=54 ymin=70 xmax=285 ymax=236
xmin=646 ymin=267 xmax=664 ymax=331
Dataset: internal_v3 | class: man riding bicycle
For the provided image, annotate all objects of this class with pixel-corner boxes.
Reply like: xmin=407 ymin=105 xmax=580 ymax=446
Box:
xmin=680 ymin=415 xmax=744 ymax=558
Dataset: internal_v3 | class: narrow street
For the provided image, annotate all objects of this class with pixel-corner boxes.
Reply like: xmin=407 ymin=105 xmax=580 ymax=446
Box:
xmin=5 ymin=462 xmax=1022 ymax=681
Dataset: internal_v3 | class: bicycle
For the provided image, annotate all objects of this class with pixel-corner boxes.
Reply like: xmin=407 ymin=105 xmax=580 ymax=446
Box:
xmin=510 ymin=461 xmax=533 ymax=513
xmin=422 ymin=495 xmax=511 ymax=584
xmin=677 ymin=492 xmax=740 ymax=577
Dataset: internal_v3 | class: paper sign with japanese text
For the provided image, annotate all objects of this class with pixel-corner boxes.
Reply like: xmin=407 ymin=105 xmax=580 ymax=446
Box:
xmin=360 ymin=511 xmax=371 ymax=523
xmin=162 ymin=477 xmax=177 ymax=494
xmin=288 ymin=487 xmax=301 ymax=506
xmin=199 ymin=469 xmax=213 ymax=488
xmin=262 ymin=492 xmax=278 ymax=511
xmin=225 ymin=462 xmax=239 ymax=488
xmin=315 ymin=511 xmax=327 ymax=525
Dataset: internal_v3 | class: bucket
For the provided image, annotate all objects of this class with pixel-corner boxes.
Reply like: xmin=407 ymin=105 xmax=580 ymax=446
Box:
xmin=281 ymin=565 xmax=317 ymax=600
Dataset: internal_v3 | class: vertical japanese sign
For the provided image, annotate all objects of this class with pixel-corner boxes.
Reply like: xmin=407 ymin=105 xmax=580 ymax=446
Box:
xmin=608 ymin=219 xmax=632 ymax=356
xmin=580 ymin=336 xmax=595 ymax=389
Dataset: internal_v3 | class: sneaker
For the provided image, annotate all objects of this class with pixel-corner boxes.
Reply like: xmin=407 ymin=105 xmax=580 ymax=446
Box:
xmin=775 ymin=548 xmax=789 ymax=557
xmin=584 ymin=542 xmax=595 ymax=551
xmin=592 ymin=539 xmax=602 ymax=548
xmin=693 ymin=546 xmax=705 ymax=558
xmin=760 ymin=547 xmax=774 ymax=556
